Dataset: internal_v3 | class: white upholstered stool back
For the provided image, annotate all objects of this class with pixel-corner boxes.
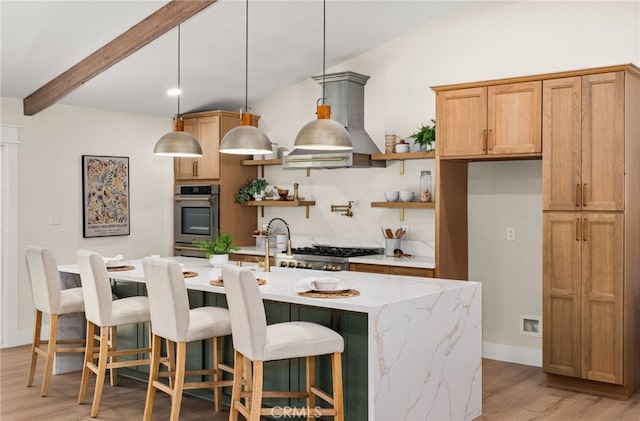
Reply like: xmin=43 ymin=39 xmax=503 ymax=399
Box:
xmin=141 ymin=257 xmax=234 ymax=420
xmin=25 ymin=246 xmax=85 ymax=397
xmin=222 ymin=263 xmax=345 ymax=420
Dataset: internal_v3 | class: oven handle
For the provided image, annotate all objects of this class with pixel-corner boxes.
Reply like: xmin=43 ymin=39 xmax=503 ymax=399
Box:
xmin=175 ymin=196 xmax=214 ymax=203
xmin=174 ymin=245 xmax=202 ymax=251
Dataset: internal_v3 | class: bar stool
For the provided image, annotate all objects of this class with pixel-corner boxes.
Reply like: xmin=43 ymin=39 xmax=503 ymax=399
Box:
xmin=76 ymin=250 xmax=153 ymax=418
xmin=25 ymin=246 xmax=85 ymax=397
xmin=142 ymin=257 xmax=234 ymax=420
xmin=222 ymin=264 xmax=345 ymax=421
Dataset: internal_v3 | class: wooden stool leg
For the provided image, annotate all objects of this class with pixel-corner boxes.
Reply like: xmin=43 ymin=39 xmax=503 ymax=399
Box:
xmin=109 ymin=326 xmax=118 ymax=386
xmin=166 ymin=339 xmax=175 ymax=388
xmin=78 ymin=321 xmax=95 ymax=404
xmin=212 ymin=336 xmax=223 ymax=412
xmin=243 ymin=356 xmax=253 ymax=411
xmin=306 ymin=356 xmax=316 ymax=421
xmin=229 ymin=350 xmax=244 ymax=421
xmin=143 ymin=334 xmax=162 ymax=421
xmin=249 ymin=360 xmax=264 ymax=421
xmin=27 ymin=309 xmax=43 ymax=387
xmin=170 ymin=342 xmax=187 ymax=421
xmin=90 ymin=326 xmax=110 ymax=417
xmin=40 ymin=314 xmax=58 ymax=396
xmin=332 ymin=352 xmax=344 ymax=421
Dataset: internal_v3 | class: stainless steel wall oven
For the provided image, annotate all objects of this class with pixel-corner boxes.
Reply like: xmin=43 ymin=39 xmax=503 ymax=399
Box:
xmin=174 ymin=184 xmax=219 ymax=257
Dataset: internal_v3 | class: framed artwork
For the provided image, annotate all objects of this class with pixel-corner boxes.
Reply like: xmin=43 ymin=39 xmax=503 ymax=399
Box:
xmin=82 ymin=155 xmax=130 ymax=238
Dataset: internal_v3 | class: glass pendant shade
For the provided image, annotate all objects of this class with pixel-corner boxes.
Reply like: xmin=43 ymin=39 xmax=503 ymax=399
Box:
xmin=220 ymin=111 xmax=272 ymax=155
xmin=293 ymin=104 xmax=352 ymax=150
xmin=153 ymin=116 xmax=203 ymax=157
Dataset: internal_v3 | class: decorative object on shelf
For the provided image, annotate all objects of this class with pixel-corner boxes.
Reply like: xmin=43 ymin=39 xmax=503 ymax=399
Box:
xmin=409 ymin=119 xmax=436 ymax=152
xmin=385 ymin=191 xmax=399 ymax=202
xmin=385 ymin=131 xmax=399 ymax=153
xmin=399 ymin=191 xmax=414 ymax=202
xmin=395 ymin=140 xmax=410 ymax=153
xmin=330 ymin=201 xmax=354 ymax=217
xmin=420 ymin=170 xmax=433 ymax=202
xmin=219 ymin=0 xmax=272 ymax=155
xmin=82 ymin=155 xmax=130 ymax=238
xmin=194 ymin=232 xmax=240 ymax=267
xmin=153 ymin=25 xmax=203 ymax=158
xmin=292 ymin=183 xmax=300 ymax=201
xmin=275 ymin=186 xmax=289 ymax=201
xmin=293 ymin=0 xmax=352 ymax=151
xmin=235 ymin=178 xmax=269 ymax=203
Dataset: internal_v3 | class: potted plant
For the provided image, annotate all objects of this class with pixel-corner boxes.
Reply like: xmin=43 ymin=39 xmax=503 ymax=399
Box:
xmin=235 ymin=178 xmax=269 ymax=203
xmin=409 ymin=119 xmax=436 ymax=152
xmin=194 ymin=232 xmax=240 ymax=266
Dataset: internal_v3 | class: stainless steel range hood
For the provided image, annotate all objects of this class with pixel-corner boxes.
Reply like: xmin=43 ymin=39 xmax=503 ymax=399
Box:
xmin=283 ymin=71 xmax=385 ymax=169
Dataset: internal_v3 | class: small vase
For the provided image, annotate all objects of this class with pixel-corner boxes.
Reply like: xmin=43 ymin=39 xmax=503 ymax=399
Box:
xmin=209 ymin=254 xmax=229 ymax=267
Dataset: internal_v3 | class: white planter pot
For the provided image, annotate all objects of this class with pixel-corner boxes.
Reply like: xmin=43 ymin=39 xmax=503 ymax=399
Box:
xmin=209 ymin=254 xmax=229 ymax=267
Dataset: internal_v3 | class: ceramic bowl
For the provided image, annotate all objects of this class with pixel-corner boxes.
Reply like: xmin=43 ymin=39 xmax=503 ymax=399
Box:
xmin=313 ymin=278 xmax=340 ymax=291
xmin=385 ymin=191 xmax=399 ymax=202
xmin=399 ymin=191 xmax=414 ymax=202
xmin=395 ymin=143 xmax=410 ymax=153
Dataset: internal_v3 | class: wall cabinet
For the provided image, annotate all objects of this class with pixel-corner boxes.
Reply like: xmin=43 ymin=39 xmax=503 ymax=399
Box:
xmin=175 ymin=116 xmax=221 ymax=180
xmin=542 ymin=73 xmax=624 ymax=211
xmin=436 ymin=81 xmax=541 ymax=159
xmin=349 ymin=262 xmax=434 ymax=278
xmin=541 ymin=67 xmax=640 ymax=398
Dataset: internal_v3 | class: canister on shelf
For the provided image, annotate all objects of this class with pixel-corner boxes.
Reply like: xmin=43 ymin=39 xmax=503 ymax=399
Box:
xmin=420 ymin=170 xmax=433 ymax=202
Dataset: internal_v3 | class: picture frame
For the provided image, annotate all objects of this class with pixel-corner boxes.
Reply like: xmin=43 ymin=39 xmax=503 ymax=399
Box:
xmin=82 ymin=155 xmax=130 ymax=238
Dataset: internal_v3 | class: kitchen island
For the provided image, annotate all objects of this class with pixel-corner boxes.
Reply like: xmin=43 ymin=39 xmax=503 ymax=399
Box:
xmin=58 ymin=256 xmax=481 ymax=420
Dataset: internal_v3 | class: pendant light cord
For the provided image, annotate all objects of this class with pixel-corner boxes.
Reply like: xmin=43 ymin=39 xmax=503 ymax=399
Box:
xmin=322 ymin=0 xmax=326 ymax=101
xmin=244 ymin=0 xmax=249 ymax=111
xmin=177 ymin=25 xmax=181 ymax=116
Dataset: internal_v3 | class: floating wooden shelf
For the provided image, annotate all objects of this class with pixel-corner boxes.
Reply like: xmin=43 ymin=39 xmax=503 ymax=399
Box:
xmin=371 ymin=201 xmax=435 ymax=221
xmin=371 ymin=151 xmax=435 ymax=174
xmin=242 ymin=200 xmax=315 ymax=218
xmin=240 ymin=159 xmax=282 ymax=177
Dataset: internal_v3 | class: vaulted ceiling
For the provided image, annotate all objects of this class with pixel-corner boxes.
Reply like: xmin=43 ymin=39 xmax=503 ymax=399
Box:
xmin=1 ymin=1 xmax=474 ymax=117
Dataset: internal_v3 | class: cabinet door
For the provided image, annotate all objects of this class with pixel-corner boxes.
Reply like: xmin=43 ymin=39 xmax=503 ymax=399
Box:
xmin=581 ymin=72 xmax=624 ymax=211
xmin=195 ymin=115 xmax=221 ymax=180
xmin=543 ymin=212 xmax=582 ymax=377
xmin=437 ymin=87 xmax=487 ymax=157
xmin=349 ymin=263 xmax=389 ymax=274
xmin=581 ymin=213 xmax=623 ymax=384
xmin=487 ymin=81 xmax=541 ymax=155
xmin=174 ymin=118 xmax=198 ymax=180
xmin=542 ymin=77 xmax=582 ymax=211
xmin=174 ymin=116 xmax=221 ymax=181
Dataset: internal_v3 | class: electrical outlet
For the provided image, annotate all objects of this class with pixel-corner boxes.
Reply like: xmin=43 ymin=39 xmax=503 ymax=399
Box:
xmin=48 ymin=211 xmax=61 ymax=225
xmin=506 ymin=227 xmax=516 ymax=241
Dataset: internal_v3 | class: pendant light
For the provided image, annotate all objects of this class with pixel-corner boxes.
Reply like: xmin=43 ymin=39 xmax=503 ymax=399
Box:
xmin=293 ymin=0 xmax=352 ymax=151
xmin=153 ymin=25 xmax=203 ymax=157
xmin=219 ymin=0 xmax=272 ymax=155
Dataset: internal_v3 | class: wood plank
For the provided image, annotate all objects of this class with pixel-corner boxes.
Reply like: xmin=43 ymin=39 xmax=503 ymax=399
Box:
xmin=23 ymin=0 xmax=217 ymax=116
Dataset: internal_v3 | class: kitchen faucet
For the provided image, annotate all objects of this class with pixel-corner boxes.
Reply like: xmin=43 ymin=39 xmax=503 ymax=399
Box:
xmin=263 ymin=217 xmax=292 ymax=272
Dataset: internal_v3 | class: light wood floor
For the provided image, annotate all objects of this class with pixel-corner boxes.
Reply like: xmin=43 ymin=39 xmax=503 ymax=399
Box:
xmin=1 ymin=345 xmax=639 ymax=420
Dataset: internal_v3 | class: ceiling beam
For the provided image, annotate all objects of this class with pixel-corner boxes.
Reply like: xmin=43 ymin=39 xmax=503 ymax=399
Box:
xmin=23 ymin=0 xmax=217 ymax=116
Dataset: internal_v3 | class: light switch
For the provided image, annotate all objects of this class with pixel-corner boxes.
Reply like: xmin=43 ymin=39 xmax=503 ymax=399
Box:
xmin=506 ymin=227 xmax=516 ymax=241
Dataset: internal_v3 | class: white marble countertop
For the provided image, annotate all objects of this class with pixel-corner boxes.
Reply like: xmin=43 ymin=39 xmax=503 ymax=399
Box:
xmin=59 ymin=256 xmax=468 ymax=313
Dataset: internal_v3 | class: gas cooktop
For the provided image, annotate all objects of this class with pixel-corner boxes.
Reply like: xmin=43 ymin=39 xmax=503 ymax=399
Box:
xmin=289 ymin=245 xmax=382 ymax=258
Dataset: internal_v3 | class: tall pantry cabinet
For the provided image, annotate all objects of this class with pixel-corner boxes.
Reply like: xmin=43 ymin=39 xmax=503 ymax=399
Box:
xmin=542 ymin=67 xmax=640 ymax=398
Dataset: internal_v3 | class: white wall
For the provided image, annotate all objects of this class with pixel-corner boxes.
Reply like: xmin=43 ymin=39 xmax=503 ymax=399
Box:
xmin=253 ymin=0 xmax=640 ymax=365
xmin=1 ymin=98 xmax=174 ymax=341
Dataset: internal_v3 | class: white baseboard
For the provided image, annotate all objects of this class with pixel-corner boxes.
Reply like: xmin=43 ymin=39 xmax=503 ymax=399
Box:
xmin=483 ymin=342 xmax=542 ymax=367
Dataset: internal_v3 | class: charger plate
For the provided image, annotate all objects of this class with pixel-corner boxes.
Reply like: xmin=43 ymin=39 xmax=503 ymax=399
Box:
xmin=209 ymin=278 xmax=267 ymax=287
xmin=183 ymin=271 xmax=199 ymax=278
xmin=107 ymin=265 xmax=135 ymax=272
xmin=298 ymin=289 xmax=360 ymax=299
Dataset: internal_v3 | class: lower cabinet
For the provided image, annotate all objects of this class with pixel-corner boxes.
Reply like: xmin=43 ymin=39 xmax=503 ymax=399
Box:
xmin=349 ymin=262 xmax=434 ymax=278
xmin=543 ymin=212 xmax=625 ymax=388
xmin=111 ymin=283 xmax=368 ymax=420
